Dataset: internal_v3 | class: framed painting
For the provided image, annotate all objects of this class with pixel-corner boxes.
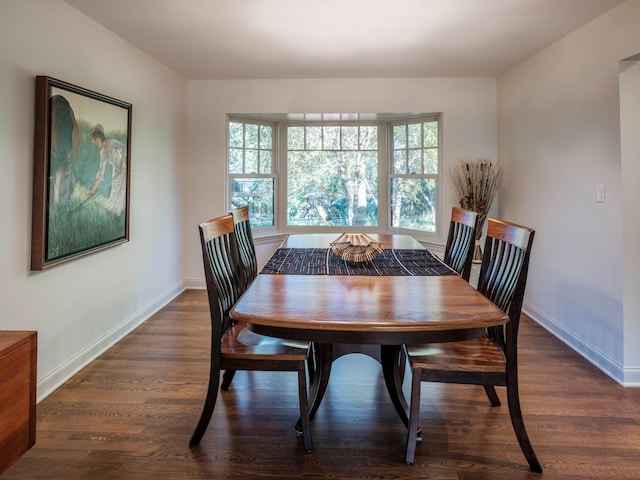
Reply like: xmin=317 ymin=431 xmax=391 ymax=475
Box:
xmin=31 ymin=76 xmax=132 ymax=270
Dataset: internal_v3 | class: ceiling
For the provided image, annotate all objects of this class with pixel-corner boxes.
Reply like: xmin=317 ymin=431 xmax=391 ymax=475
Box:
xmin=63 ymin=0 xmax=624 ymax=80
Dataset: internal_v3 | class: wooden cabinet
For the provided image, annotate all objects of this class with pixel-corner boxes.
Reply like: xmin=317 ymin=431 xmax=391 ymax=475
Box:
xmin=0 ymin=331 xmax=37 ymax=475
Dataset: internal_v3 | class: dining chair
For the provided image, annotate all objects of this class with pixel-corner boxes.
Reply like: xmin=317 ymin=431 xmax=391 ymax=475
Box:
xmin=189 ymin=214 xmax=312 ymax=452
xmin=220 ymin=206 xmax=258 ymax=390
xmin=443 ymin=207 xmax=479 ymax=281
xmin=385 ymin=207 xmax=479 ymax=400
xmin=403 ymin=217 xmax=541 ymax=472
xmin=227 ymin=206 xmax=319 ymax=386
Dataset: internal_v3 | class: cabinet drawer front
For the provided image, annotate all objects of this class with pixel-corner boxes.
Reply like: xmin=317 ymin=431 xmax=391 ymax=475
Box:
xmin=0 ymin=340 xmax=33 ymax=473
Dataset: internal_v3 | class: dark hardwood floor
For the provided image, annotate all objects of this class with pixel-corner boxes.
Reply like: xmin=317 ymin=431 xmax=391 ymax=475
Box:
xmin=4 ymin=289 xmax=640 ymax=479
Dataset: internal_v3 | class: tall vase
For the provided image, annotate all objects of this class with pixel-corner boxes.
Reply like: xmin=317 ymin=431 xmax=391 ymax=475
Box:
xmin=472 ymin=239 xmax=482 ymax=264
xmin=473 ymin=214 xmax=487 ymax=264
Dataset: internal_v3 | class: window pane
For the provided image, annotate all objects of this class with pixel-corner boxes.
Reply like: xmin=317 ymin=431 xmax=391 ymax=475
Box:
xmin=361 ymin=126 xmax=378 ymax=150
xmin=390 ymin=177 xmax=436 ymax=232
xmin=288 ymin=126 xmax=304 ymax=150
xmin=408 ymin=149 xmax=421 ymax=174
xmin=408 ymin=123 xmax=422 ymax=149
xmin=394 ymin=149 xmax=407 ymax=174
xmin=231 ymin=178 xmax=274 ymax=228
xmin=229 ymin=148 xmax=243 ymax=173
xmin=341 ymin=126 xmax=359 ymax=150
xmin=259 ymin=125 xmax=272 ymax=149
xmin=393 ymin=125 xmax=406 ymax=149
xmin=259 ymin=150 xmax=272 ymax=174
xmin=424 ymin=148 xmax=438 ymax=174
xmin=323 ymin=126 xmax=340 ymax=150
xmin=287 ymin=141 xmax=378 ymax=227
xmin=245 ymin=124 xmax=259 ymax=148
xmin=245 ymin=149 xmax=258 ymax=174
xmin=424 ymin=121 xmax=438 ymax=147
xmin=229 ymin=122 xmax=244 ymax=148
xmin=306 ymin=126 xmax=322 ymax=150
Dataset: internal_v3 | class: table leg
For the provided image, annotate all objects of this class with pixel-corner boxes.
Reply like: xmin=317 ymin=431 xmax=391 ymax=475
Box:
xmin=298 ymin=343 xmax=421 ymax=438
xmin=381 ymin=345 xmax=422 ymax=440
xmin=381 ymin=345 xmax=409 ymax=427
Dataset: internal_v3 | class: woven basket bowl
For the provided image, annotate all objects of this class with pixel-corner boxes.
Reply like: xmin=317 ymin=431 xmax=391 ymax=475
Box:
xmin=330 ymin=233 xmax=384 ymax=263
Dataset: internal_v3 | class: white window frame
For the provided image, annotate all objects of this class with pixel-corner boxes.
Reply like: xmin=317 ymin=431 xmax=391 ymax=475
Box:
xmin=388 ymin=114 xmax=442 ymax=240
xmin=280 ymin=120 xmax=382 ymax=234
xmin=227 ymin=113 xmax=442 ymax=242
xmin=227 ymin=116 xmax=279 ymax=237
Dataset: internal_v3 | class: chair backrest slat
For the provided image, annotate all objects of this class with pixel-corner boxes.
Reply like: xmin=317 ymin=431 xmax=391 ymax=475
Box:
xmin=230 ymin=206 xmax=258 ymax=287
xmin=444 ymin=207 xmax=479 ymax=281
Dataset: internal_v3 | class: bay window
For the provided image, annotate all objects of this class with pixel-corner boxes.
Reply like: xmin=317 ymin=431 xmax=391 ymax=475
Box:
xmin=227 ymin=114 xmax=441 ymax=238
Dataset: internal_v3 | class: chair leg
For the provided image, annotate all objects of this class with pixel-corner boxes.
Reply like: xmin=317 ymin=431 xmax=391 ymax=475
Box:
xmin=296 ymin=363 xmax=313 ymax=452
xmin=189 ymin=356 xmax=221 ymax=446
xmin=307 ymin=344 xmax=333 ymax=419
xmin=306 ymin=342 xmax=317 ymax=380
xmin=506 ymin=375 xmax=542 ymax=472
xmin=296 ymin=343 xmax=333 ymax=435
xmin=220 ymin=369 xmax=236 ymax=390
xmin=404 ymin=366 xmax=422 ymax=464
xmin=483 ymin=384 xmax=501 ymax=406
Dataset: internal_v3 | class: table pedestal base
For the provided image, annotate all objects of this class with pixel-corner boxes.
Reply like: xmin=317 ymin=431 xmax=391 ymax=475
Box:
xmin=296 ymin=343 xmax=421 ymax=440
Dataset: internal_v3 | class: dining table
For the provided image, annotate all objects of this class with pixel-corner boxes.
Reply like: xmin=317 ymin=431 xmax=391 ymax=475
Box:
xmin=229 ymin=233 xmax=509 ymax=434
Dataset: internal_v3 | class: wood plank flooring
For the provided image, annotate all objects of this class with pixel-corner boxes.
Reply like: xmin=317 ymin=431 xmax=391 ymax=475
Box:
xmin=4 ymin=289 xmax=640 ymax=479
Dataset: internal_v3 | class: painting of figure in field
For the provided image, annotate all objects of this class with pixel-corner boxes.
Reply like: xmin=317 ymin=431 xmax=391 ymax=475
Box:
xmin=87 ymin=123 xmax=127 ymax=216
xmin=46 ymin=86 xmax=129 ymax=262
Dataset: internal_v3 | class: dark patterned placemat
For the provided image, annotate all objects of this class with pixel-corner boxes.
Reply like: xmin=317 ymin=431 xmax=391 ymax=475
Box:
xmin=261 ymin=248 xmax=456 ymax=276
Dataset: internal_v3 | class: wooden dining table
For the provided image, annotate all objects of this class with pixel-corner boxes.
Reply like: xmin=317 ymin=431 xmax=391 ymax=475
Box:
xmin=230 ymin=233 xmax=509 ymax=432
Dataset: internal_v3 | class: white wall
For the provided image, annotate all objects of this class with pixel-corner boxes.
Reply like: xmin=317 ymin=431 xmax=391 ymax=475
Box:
xmin=6 ymin=0 xmax=635 ymax=400
xmin=620 ymin=55 xmax=640 ymax=381
xmin=0 ymin=0 xmax=187 ymax=399
xmin=184 ymin=78 xmax=498 ymax=285
xmin=498 ymin=0 xmax=640 ymax=385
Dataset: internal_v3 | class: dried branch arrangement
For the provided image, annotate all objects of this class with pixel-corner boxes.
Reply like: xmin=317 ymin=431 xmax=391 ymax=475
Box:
xmin=450 ymin=158 xmax=503 ymax=240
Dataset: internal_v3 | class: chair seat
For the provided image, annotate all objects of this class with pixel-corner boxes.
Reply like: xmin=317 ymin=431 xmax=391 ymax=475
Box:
xmin=222 ymin=323 xmax=309 ymax=360
xmin=407 ymin=336 xmax=506 ymax=374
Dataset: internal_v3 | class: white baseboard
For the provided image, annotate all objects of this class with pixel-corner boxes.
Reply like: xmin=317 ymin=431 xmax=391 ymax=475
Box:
xmin=623 ymin=368 xmax=640 ymax=387
xmin=183 ymin=277 xmax=206 ymax=289
xmin=522 ymin=301 xmax=630 ymax=386
xmin=36 ymin=281 xmax=185 ymax=402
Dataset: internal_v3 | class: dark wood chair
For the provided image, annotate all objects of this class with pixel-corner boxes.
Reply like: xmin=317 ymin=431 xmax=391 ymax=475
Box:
xmin=227 ymin=206 xmax=318 ymax=391
xmin=189 ymin=214 xmax=312 ymax=452
xmin=403 ymin=218 xmax=541 ymax=472
xmin=382 ymin=207 xmax=479 ymax=405
xmin=443 ymin=207 xmax=479 ymax=281
xmin=220 ymin=206 xmax=258 ymax=390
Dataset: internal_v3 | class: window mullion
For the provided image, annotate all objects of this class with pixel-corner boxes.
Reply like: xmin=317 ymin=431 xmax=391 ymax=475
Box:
xmin=420 ymin=122 xmax=425 ymax=175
